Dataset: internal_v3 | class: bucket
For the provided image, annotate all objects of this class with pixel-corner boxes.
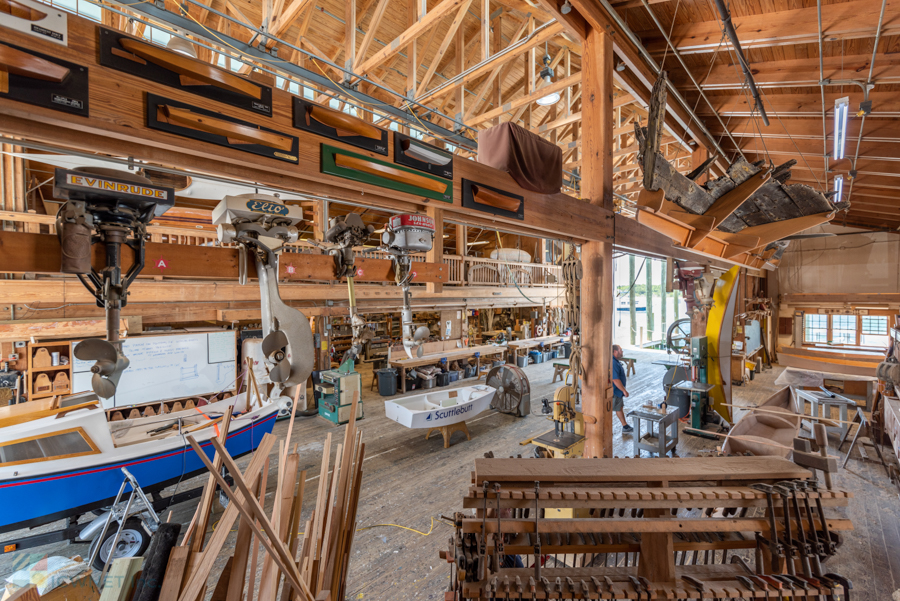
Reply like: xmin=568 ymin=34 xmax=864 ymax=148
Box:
xmin=529 ymin=350 xmax=543 ymax=364
xmin=562 ymin=342 xmax=572 ymax=358
xmin=516 ymin=356 xmax=528 ymax=368
xmin=376 ymin=368 xmax=398 ymax=396
xmin=543 ymin=351 xmax=552 ymax=362
xmin=550 ymin=350 xmax=558 ymax=359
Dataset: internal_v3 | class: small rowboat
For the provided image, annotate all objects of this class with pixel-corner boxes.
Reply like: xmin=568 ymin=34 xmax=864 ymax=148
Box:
xmin=722 ymin=387 xmax=801 ymax=459
xmin=384 ymin=385 xmax=495 ymax=430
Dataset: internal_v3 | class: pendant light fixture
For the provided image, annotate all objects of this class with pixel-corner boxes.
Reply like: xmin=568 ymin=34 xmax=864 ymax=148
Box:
xmin=536 ymin=43 xmax=560 ymax=106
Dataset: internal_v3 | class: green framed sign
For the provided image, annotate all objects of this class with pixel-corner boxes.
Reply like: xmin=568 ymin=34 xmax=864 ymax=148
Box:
xmin=321 ymin=144 xmax=453 ymax=203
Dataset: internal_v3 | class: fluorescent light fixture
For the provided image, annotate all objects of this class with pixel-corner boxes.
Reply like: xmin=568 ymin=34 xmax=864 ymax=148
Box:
xmin=834 ymin=96 xmax=849 ymax=160
xmin=536 ymin=91 xmax=560 ymax=106
xmin=834 ymin=175 xmax=843 ymax=203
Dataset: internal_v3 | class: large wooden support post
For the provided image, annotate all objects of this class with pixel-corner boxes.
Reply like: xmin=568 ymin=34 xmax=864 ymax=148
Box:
xmin=580 ymin=25 xmax=614 ymax=459
xmin=426 ymin=206 xmax=443 ymax=294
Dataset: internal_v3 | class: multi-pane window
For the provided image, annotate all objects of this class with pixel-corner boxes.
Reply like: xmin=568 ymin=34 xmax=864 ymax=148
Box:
xmin=861 ymin=315 xmax=889 ymax=347
xmin=804 ymin=314 xmax=828 ymax=343
xmin=831 ymin=315 xmax=857 ymax=344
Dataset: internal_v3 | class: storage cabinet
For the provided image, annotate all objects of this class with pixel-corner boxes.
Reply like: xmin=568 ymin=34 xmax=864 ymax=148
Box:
xmin=27 ymin=341 xmax=73 ymax=400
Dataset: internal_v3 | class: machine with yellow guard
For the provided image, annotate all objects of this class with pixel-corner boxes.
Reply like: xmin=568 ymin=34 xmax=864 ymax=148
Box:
xmin=520 ymin=385 xmax=596 ymax=460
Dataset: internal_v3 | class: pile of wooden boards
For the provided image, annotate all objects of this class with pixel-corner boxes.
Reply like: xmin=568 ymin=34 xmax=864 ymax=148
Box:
xmin=97 ymin=392 xmax=364 ymax=601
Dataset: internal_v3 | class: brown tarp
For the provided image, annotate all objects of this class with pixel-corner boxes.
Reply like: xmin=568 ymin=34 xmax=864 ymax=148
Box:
xmin=477 ymin=122 xmax=562 ymax=194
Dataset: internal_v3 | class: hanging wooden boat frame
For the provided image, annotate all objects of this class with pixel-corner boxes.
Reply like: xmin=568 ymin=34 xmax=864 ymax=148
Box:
xmin=392 ymin=131 xmax=453 ymax=180
xmin=147 ymin=94 xmax=299 ymax=164
xmin=461 ymin=179 xmax=524 ymax=220
xmin=99 ymin=28 xmax=272 ymax=117
xmin=321 ymin=144 xmax=452 ymax=203
xmin=0 ymin=41 xmax=88 ymax=116
xmin=293 ymin=97 xmax=388 ymax=155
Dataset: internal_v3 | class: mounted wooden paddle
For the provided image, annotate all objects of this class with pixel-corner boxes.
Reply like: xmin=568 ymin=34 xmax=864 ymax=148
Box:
xmin=157 ymin=105 xmax=293 ymax=151
xmin=305 ymin=105 xmax=381 ymax=140
xmin=0 ymin=42 xmax=69 ymax=93
xmin=334 ymin=154 xmax=448 ymax=194
xmin=471 ymin=184 xmax=521 ymax=213
xmin=0 ymin=0 xmax=46 ymax=20
xmin=119 ymin=38 xmax=261 ymax=99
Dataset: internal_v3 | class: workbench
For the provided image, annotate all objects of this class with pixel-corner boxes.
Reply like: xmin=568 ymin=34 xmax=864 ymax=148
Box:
xmin=506 ymin=336 xmax=566 ymax=364
xmin=389 ymin=345 xmax=508 ymax=393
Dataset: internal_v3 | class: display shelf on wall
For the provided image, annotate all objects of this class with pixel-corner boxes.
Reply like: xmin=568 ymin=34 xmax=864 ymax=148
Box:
xmin=27 ymin=340 xmax=73 ymax=400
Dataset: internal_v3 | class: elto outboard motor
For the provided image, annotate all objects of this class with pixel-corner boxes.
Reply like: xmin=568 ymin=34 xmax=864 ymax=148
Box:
xmin=213 ymin=194 xmax=314 ymax=409
xmin=55 ymin=167 xmax=174 ymax=398
xmin=380 ymin=214 xmax=435 ymax=359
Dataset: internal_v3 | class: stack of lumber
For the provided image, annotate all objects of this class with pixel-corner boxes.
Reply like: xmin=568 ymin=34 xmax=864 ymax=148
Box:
xmin=139 ymin=392 xmax=364 ymax=601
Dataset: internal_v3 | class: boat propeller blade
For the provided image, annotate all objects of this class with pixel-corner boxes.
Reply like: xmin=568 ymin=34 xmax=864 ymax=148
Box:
xmin=263 ymin=329 xmax=292 ymax=383
xmin=75 ymin=339 xmax=129 ymax=399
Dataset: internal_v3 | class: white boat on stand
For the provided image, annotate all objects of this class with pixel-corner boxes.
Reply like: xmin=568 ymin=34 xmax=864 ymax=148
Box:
xmin=384 ymin=385 xmax=496 ymax=434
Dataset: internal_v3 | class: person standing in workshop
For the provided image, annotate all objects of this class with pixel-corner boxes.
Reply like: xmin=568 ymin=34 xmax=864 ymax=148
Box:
xmin=612 ymin=345 xmax=632 ymax=433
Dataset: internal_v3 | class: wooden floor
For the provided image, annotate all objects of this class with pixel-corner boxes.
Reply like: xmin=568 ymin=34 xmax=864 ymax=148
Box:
xmin=2 ymin=348 xmax=899 ymax=600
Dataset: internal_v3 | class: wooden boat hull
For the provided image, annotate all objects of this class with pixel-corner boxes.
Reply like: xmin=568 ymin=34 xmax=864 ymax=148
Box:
xmin=384 ymin=385 xmax=495 ymax=429
xmin=722 ymin=386 xmax=801 ymax=459
xmin=0 ymin=399 xmax=278 ymax=534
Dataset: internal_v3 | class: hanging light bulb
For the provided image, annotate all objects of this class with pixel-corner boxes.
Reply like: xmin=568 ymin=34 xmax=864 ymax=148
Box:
xmin=536 ymin=47 xmax=560 ymax=106
xmin=561 ymin=0 xmax=572 ymax=14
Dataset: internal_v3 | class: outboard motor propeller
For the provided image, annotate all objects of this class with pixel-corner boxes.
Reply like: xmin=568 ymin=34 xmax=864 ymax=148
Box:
xmin=55 ymin=168 xmax=174 ymax=398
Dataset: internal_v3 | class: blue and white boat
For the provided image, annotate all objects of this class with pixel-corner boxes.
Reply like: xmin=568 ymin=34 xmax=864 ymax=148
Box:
xmin=384 ymin=385 xmax=495 ymax=430
xmin=0 ymin=391 xmax=280 ymax=536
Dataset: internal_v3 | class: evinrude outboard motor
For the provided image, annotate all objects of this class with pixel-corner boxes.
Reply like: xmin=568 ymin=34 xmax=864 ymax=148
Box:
xmin=55 ymin=168 xmax=174 ymax=398
xmin=213 ymin=194 xmax=314 ymax=414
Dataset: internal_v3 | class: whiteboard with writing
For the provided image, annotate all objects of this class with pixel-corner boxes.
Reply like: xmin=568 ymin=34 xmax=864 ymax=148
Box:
xmin=73 ymin=332 xmax=237 ymax=408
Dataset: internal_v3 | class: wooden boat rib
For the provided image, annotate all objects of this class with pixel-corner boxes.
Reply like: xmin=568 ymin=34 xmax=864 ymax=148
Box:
xmin=1 ymin=0 xmax=46 ymax=21
xmin=721 ymin=386 xmax=801 ymax=459
xmin=0 ymin=43 xmax=70 ymax=83
xmin=334 ymin=154 xmax=448 ymax=194
xmin=118 ymin=38 xmax=261 ymax=100
xmin=306 ymin=105 xmax=382 ymax=140
xmin=471 ymin=185 xmax=521 ymax=212
xmin=157 ymin=105 xmax=294 ymax=152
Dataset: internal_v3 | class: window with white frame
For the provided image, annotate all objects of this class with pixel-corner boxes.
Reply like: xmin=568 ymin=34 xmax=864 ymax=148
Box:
xmin=831 ymin=314 xmax=857 ymax=345
xmin=861 ymin=315 xmax=889 ymax=347
xmin=803 ymin=314 xmax=828 ymax=344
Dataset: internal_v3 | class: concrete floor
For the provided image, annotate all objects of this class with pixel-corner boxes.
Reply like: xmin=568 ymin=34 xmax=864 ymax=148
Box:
xmin=2 ymin=349 xmax=899 ymax=600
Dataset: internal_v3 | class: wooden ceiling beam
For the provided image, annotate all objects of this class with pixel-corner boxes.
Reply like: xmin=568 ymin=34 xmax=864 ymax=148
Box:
xmin=416 ymin=0 xmax=474 ymax=96
xmin=462 ymin=18 xmax=531 ymax=119
xmin=416 ymin=21 xmax=565 ymax=104
xmin=708 ymin=117 xmax=900 ymax=143
xmin=635 ymin=0 xmax=900 ymax=55
xmin=353 ymin=0 xmax=391 ymax=71
xmin=356 ymin=0 xmax=469 ymax=76
xmin=466 ymin=72 xmax=581 ymax=127
xmin=692 ymin=91 xmax=900 ymax=117
xmin=674 ymin=54 xmax=900 ymax=90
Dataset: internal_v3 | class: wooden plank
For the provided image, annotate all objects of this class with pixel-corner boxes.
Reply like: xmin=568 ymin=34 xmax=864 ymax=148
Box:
xmin=778 ymin=347 xmax=879 ymax=377
xmin=473 ymin=456 xmax=812 ymax=483
xmin=416 ymin=0 xmax=473 ymax=96
xmin=177 ymin=433 xmax=277 ymax=601
xmin=188 ymin=405 xmax=233 ymax=554
xmin=158 ymin=546 xmax=190 ymax=601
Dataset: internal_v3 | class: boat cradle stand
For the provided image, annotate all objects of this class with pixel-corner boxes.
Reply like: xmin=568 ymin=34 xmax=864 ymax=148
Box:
xmin=426 ymin=420 xmax=471 ymax=449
